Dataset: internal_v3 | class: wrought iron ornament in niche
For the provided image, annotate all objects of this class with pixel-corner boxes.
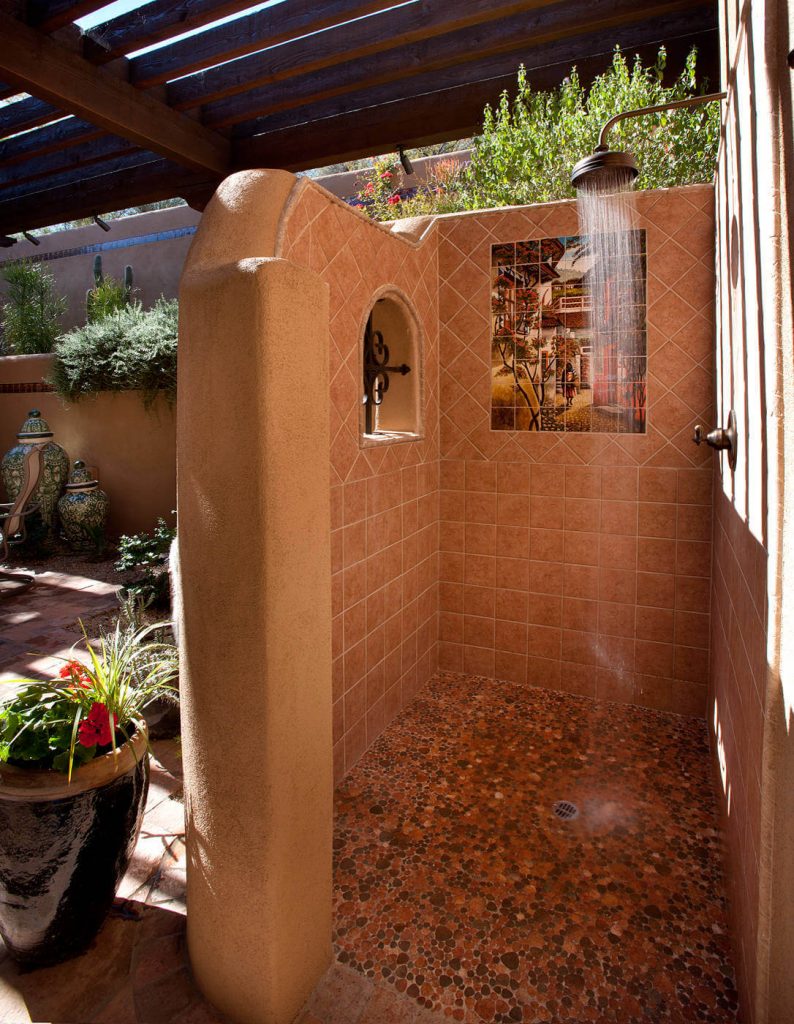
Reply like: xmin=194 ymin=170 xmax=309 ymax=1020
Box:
xmin=362 ymin=310 xmax=411 ymax=434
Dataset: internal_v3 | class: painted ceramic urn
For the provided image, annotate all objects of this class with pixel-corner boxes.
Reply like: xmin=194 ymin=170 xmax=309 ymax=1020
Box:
xmin=1 ymin=410 xmax=69 ymax=536
xmin=57 ymin=460 xmax=109 ymax=551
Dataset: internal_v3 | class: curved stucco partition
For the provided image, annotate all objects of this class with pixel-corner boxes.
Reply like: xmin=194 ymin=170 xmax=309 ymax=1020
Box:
xmin=177 ymin=170 xmax=333 ymax=1024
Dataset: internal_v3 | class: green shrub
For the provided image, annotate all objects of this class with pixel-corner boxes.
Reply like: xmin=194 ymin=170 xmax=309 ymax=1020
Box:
xmin=50 ymin=297 xmax=178 ymax=404
xmin=86 ymin=255 xmax=136 ymax=322
xmin=86 ymin=276 xmax=131 ymax=322
xmin=1 ymin=259 xmax=67 ymax=354
xmin=462 ymin=46 xmax=718 ymax=209
xmin=371 ymin=46 xmax=718 ymax=220
xmin=115 ymin=517 xmax=176 ymax=609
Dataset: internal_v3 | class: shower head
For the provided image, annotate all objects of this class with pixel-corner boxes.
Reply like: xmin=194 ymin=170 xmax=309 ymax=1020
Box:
xmin=572 ymin=91 xmax=727 ymax=191
xmin=570 ymin=146 xmax=638 ymax=191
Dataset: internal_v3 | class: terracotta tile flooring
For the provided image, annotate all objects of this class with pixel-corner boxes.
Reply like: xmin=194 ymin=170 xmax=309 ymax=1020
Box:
xmin=0 ymin=575 xmax=739 ymax=1023
xmin=0 ymin=569 xmax=119 ymax=683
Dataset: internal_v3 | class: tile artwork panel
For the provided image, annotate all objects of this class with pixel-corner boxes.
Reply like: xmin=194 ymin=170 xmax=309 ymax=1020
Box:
xmin=490 ymin=232 xmax=647 ymax=434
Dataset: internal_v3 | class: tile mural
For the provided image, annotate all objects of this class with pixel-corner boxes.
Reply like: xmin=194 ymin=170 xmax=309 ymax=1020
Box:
xmin=490 ymin=232 xmax=647 ymax=433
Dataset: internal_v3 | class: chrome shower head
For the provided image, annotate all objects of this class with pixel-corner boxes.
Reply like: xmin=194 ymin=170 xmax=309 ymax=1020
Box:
xmin=570 ymin=146 xmax=639 ymax=191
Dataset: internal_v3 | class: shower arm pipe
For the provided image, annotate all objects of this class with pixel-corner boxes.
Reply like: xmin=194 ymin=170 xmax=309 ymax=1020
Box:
xmin=596 ymin=91 xmax=727 ymax=150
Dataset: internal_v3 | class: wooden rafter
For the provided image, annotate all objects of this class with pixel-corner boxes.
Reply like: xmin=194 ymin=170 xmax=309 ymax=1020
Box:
xmin=87 ymin=0 xmax=399 ymax=69
xmin=1 ymin=149 xmax=149 ymax=200
xmin=0 ymin=156 xmax=219 ymax=233
xmin=81 ymin=0 xmax=267 ymax=61
xmin=196 ymin=0 xmax=714 ymax=130
xmin=22 ymin=0 xmax=108 ymax=32
xmin=127 ymin=0 xmax=432 ymax=89
xmin=237 ymin=29 xmax=719 ymax=168
xmin=0 ymin=132 xmax=136 ymax=187
xmin=231 ymin=22 xmax=718 ymax=142
xmin=168 ymin=0 xmax=555 ymax=110
xmin=0 ymin=118 xmax=100 ymax=168
xmin=0 ymin=95 xmax=62 ymax=137
xmin=0 ymin=11 xmax=231 ymax=174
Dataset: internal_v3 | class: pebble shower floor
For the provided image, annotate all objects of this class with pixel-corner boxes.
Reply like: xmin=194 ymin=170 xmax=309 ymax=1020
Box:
xmin=332 ymin=672 xmax=740 ymax=1023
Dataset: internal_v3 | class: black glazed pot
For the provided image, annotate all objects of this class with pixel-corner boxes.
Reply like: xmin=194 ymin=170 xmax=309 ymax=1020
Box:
xmin=0 ymin=723 xmax=149 ymax=967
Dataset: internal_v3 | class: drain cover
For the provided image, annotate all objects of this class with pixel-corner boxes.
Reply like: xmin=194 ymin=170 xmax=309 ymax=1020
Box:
xmin=552 ymin=800 xmax=579 ymax=821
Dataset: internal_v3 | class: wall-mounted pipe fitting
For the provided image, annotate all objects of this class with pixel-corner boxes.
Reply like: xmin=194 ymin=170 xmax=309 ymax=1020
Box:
xmin=693 ymin=409 xmax=738 ymax=471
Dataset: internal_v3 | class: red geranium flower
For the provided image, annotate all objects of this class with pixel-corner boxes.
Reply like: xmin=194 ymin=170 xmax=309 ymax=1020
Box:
xmin=59 ymin=660 xmax=91 ymax=693
xmin=364 ymin=181 xmax=375 ymax=194
xmin=380 ymin=170 xmax=393 ymax=180
xmin=78 ymin=702 xmax=118 ymax=748
xmin=387 ymin=194 xmax=401 ymax=206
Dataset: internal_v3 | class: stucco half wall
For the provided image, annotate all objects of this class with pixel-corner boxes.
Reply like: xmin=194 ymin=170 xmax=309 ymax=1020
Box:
xmin=176 ymin=169 xmax=439 ymax=1024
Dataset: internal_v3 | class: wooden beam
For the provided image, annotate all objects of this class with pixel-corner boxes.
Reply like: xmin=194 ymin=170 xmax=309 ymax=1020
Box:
xmin=0 ymin=156 xmax=219 ymax=234
xmin=0 ymin=116 xmax=101 ymax=167
xmin=202 ymin=0 xmax=714 ymax=129
xmin=88 ymin=0 xmax=398 ymax=68
xmin=169 ymin=0 xmax=560 ymax=110
xmin=0 ymin=12 xmax=231 ymax=174
xmin=0 ymin=95 xmax=62 ymax=137
xmin=26 ymin=0 xmax=113 ymax=32
xmin=81 ymin=0 xmax=265 ymax=61
xmin=1 ymin=132 xmax=135 ymax=186
xmin=0 ymin=80 xmax=20 ymax=101
xmin=131 ymin=0 xmax=544 ymax=89
xmin=235 ymin=30 xmax=719 ymax=170
xmin=1 ymin=149 xmax=149 ymax=200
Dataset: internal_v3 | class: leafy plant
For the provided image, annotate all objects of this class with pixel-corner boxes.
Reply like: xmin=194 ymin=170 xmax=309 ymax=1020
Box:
xmin=353 ymin=157 xmax=404 ymax=219
xmin=86 ymin=255 xmax=136 ymax=322
xmin=115 ymin=517 xmax=175 ymax=608
xmin=86 ymin=278 xmax=130 ymax=322
xmin=361 ymin=46 xmax=718 ymax=221
xmin=0 ymin=621 xmax=178 ymax=777
xmin=49 ymin=297 xmax=178 ymax=405
xmin=463 ymin=46 xmax=718 ymax=209
xmin=1 ymin=259 xmax=67 ymax=354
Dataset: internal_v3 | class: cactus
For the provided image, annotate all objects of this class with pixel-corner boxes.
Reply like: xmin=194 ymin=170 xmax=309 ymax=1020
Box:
xmin=86 ymin=255 xmax=134 ymax=321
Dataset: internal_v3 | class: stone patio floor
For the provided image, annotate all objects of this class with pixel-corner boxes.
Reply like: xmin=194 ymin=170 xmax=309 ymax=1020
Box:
xmin=0 ymin=569 xmax=120 ymax=683
xmin=0 ymin=570 xmax=739 ymax=1023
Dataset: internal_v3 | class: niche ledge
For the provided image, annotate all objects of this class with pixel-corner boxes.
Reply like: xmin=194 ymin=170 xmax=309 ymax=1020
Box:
xmin=360 ymin=429 xmax=423 ymax=449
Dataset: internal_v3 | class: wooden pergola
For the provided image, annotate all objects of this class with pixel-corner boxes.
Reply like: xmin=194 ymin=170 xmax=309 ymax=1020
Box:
xmin=0 ymin=0 xmax=719 ymax=237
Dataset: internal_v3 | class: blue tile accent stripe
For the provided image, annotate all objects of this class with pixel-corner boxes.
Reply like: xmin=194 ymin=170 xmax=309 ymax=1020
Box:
xmin=0 ymin=225 xmax=198 ymax=268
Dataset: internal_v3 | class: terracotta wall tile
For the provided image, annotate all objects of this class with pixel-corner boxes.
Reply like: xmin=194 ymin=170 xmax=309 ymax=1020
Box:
xmin=306 ymin=184 xmax=719 ymax=781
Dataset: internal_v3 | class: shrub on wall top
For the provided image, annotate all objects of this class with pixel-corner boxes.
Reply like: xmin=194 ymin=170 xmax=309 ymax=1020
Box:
xmin=1 ymin=259 xmax=67 ymax=355
xmin=49 ymin=298 xmax=178 ymax=406
xmin=361 ymin=46 xmax=719 ymax=220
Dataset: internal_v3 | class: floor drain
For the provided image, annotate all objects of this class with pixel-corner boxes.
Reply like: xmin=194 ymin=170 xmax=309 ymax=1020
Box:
xmin=552 ymin=800 xmax=579 ymax=821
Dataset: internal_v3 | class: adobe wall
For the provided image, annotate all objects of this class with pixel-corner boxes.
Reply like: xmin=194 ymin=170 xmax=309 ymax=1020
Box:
xmin=0 ymin=353 xmax=175 ymax=537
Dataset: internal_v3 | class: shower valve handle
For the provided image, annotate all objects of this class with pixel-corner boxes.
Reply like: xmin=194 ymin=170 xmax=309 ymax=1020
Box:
xmin=692 ymin=410 xmax=738 ymax=472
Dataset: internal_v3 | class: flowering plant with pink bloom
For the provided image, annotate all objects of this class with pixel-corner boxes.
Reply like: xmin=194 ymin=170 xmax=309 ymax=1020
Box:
xmin=354 ymin=156 xmax=403 ymax=221
xmin=0 ymin=622 xmax=177 ymax=778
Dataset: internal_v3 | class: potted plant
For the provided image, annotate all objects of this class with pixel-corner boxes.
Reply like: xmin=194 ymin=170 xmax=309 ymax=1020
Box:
xmin=0 ymin=622 xmax=177 ymax=967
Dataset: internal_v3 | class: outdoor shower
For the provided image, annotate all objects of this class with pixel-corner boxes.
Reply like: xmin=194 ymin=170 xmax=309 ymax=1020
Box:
xmin=570 ymin=91 xmax=726 ymax=421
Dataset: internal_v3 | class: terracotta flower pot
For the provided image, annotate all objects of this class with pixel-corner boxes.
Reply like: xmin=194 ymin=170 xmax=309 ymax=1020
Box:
xmin=0 ymin=722 xmax=149 ymax=967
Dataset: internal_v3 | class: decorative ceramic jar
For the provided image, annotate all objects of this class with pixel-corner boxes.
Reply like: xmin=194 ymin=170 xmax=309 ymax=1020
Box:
xmin=0 ymin=723 xmax=149 ymax=966
xmin=57 ymin=460 xmax=110 ymax=552
xmin=1 ymin=410 xmax=69 ymax=537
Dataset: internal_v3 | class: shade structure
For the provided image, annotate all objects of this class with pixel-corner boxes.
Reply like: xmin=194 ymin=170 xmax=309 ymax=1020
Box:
xmin=0 ymin=0 xmax=719 ymax=235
